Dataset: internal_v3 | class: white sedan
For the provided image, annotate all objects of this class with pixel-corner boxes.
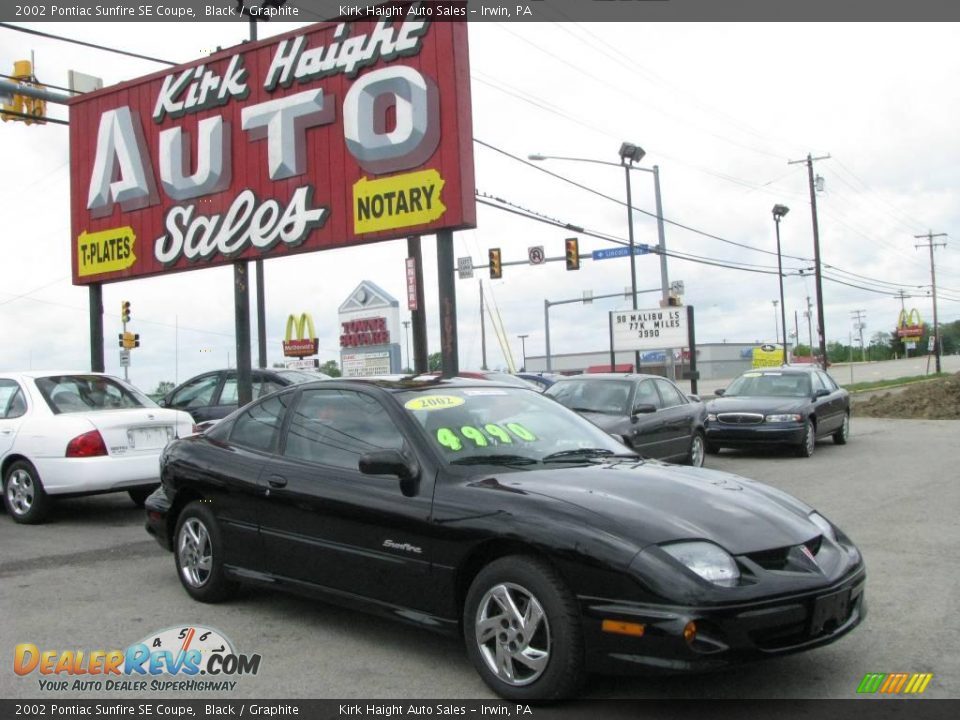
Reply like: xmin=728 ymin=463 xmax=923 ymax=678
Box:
xmin=0 ymin=371 xmax=194 ymax=524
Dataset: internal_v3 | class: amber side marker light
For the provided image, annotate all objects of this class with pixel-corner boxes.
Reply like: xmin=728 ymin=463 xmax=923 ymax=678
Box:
xmin=601 ymin=620 xmax=645 ymax=637
xmin=683 ymin=621 xmax=698 ymax=644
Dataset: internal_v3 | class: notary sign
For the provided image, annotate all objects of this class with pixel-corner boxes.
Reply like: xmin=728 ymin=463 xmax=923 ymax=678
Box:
xmin=68 ymin=9 xmax=476 ymax=284
xmin=611 ymin=308 xmax=686 ymax=351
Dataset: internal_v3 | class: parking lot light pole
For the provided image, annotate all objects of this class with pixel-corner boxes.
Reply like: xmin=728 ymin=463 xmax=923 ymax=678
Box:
xmin=529 ymin=146 xmax=671 ymax=375
xmin=518 ymin=334 xmax=529 ymax=370
xmin=772 ymin=204 xmax=790 ymax=364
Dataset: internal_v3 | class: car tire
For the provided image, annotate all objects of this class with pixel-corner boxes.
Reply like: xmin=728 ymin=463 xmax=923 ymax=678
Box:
xmin=686 ymin=431 xmax=706 ymax=467
xmin=173 ymin=501 xmax=236 ymax=603
xmin=128 ymin=486 xmax=155 ymax=508
xmin=3 ymin=460 xmax=50 ymax=524
xmin=464 ymin=556 xmax=584 ymax=701
xmin=833 ymin=413 xmax=850 ymax=445
xmin=796 ymin=419 xmax=816 ymax=458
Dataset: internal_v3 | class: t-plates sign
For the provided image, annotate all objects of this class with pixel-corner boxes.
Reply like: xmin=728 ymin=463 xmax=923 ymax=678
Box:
xmin=528 ymin=246 xmax=545 ymax=265
xmin=610 ymin=307 xmax=687 ymax=351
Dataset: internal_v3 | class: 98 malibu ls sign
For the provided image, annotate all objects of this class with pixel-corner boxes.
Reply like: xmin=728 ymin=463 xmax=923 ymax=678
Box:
xmin=68 ymin=10 xmax=475 ymax=284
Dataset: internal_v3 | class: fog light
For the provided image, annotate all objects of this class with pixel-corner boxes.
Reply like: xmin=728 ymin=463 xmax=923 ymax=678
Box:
xmin=683 ymin=621 xmax=697 ymax=644
xmin=601 ymin=620 xmax=645 ymax=637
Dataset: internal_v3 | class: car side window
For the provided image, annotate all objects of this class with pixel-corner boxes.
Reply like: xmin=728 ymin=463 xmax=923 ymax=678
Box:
xmin=809 ymin=373 xmax=825 ymax=394
xmin=0 ymin=380 xmax=26 ymax=419
xmin=170 ymin=375 xmax=220 ymax=409
xmin=633 ymin=380 xmax=663 ymax=410
xmin=258 ymin=381 xmax=284 ymax=397
xmin=283 ymin=389 xmax=404 ymax=470
xmin=817 ymin=371 xmax=838 ymax=392
xmin=654 ymin=379 xmax=687 ymax=408
xmin=229 ymin=394 xmax=289 ymax=453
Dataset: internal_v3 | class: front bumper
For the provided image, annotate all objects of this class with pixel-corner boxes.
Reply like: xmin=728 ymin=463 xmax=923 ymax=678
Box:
xmin=705 ymin=422 xmax=806 ymax=447
xmin=580 ymin=567 xmax=866 ymax=675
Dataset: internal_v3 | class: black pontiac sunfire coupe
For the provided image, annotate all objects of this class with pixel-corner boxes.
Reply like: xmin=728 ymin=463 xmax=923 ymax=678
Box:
xmin=146 ymin=377 xmax=865 ymax=700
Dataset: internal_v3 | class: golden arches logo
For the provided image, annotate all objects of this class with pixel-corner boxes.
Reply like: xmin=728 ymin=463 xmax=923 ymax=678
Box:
xmin=896 ymin=308 xmax=924 ymax=338
xmin=282 ymin=313 xmax=319 ymax=357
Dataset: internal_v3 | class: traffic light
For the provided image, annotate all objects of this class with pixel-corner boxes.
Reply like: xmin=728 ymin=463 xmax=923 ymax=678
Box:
xmin=1 ymin=60 xmax=46 ymax=125
xmin=565 ymin=237 xmax=580 ymax=271
xmin=134 ymin=334 xmax=141 ymax=348
xmin=121 ymin=301 xmax=131 ymax=324
xmin=121 ymin=332 xmax=137 ymax=349
xmin=489 ymin=248 xmax=502 ymax=279
xmin=118 ymin=333 xmax=124 ymax=348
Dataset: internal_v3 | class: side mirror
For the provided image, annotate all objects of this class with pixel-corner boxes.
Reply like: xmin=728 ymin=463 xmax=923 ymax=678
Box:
xmin=714 ymin=388 xmax=726 ymax=396
xmin=687 ymin=394 xmax=701 ymax=403
xmin=814 ymin=388 xmax=830 ymax=399
xmin=359 ymin=449 xmax=421 ymax=497
xmin=632 ymin=403 xmax=657 ymax=416
xmin=157 ymin=396 xmax=169 ymax=407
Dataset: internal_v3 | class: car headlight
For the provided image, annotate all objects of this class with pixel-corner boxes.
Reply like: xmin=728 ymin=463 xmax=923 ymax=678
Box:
xmin=808 ymin=512 xmax=837 ymax=542
xmin=765 ymin=413 xmax=803 ymax=423
xmin=706 ymin=413 xmax=718 ymax=422
xmin=661 ymin=541 xmax=739 ymax=587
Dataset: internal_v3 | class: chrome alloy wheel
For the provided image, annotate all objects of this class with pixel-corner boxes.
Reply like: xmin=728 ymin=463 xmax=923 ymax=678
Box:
xmin=474 ymin=582 xmax=551 ymax=687
xmin=840 ymin=414 xmax=850 ymax=440
xmin=6 ymin=468 xmax=35 ymax=516
xmin=178 ymin=517 xmax=213 ymax=588
xmin=805 ymin=421 xmax=816 ymax=455
xmin=690 ymin=434 xmax=705 ymax=467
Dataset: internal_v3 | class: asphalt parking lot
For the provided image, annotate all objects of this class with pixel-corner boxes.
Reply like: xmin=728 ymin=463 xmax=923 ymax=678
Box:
xmin=1 ymin=416 xmax=957 ymax=700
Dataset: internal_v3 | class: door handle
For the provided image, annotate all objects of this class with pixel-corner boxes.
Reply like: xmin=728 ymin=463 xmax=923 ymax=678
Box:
xmin=1 ymin=429 xmax=12 ymax=435
xmin=267 ymin=475 xmax=287 ymax=489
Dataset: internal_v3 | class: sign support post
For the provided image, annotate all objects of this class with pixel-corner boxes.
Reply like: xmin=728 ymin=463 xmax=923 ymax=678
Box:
xmin=408 ymin=236 xmax=429 ymax=374
xmin=437 ymin=230 xmax=459 ymax=378
xmin=89 ymin=284 xmax=104 ymax=373
xmin=234 ymin=262 xmax=252 ymax=406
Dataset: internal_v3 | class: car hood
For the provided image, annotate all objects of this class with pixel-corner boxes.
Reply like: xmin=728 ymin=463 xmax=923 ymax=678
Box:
xmin=705 ymin=396 xmax=807 ymax=414
xmin=474 ymin=461 xmax=817 ymax=555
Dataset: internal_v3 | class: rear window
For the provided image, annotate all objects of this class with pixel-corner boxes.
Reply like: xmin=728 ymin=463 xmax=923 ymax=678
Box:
xmin=35 ymin=375 xmax=153 ymax=414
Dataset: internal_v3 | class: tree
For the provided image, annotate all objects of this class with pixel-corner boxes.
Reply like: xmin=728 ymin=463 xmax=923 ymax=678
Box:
xmin=154 ymin=381 xmax=174 ymax=396
xmin=428 ymin=352 xmax=442 ymax=371
xmin=319 ymin=360 xmax=341 ymax=377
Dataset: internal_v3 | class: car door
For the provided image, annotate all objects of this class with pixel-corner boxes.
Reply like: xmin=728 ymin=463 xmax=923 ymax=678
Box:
xmin=626 ymin=379 xmax=673 ymax=459
xmin=258 ymin=387 xmax=435 ymax=612
xmin=165 ymin=372 xmax=224 ymax=422
xmin=0 ymin=379 xmax=28 ymax=459
xmin=815 ymin=370 xmax=846 ymax=432
xmin=652 ymin=378 xmax=695 ymax=461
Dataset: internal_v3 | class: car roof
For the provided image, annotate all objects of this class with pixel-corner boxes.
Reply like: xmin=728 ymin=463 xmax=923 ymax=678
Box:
xmin=295 ymin=376 xmax=531 ymax=393
xmin=2 ymin=370 xmax=114 ymax=379
xmin=552 ymin=373 xmax=668 ymax=382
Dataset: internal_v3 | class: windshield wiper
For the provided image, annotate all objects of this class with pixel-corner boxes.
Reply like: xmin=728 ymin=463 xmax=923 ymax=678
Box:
xmin=542 ymin=448 xmax=635 ymax=463
xmin=450 ymin=454 xmax=539 ymax=466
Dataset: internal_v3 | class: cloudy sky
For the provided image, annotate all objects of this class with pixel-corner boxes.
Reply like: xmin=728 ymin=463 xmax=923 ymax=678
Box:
xmin=1 ymin=18 xmax=958 ymax=394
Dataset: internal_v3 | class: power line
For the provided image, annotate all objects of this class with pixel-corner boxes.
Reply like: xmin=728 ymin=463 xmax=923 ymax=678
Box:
xmin=0 ymin=23 xmax=178 ymax=66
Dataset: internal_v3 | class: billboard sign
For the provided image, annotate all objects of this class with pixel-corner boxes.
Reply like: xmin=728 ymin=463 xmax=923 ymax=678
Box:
xmin=69 ymin=12 xmax=475 ymax=285
xmin=611 ymin=308 xmax=686 ymax=351
xmin=282 ymin=313 xmax=319 ymax=357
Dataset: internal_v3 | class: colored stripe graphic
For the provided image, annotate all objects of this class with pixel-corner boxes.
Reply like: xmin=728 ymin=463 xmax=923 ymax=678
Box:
xmin=858 ymin=672 xmax=933 ymax=694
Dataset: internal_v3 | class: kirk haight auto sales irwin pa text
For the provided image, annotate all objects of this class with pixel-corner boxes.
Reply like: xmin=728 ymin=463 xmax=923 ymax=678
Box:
xmin=68 ymin=13 xmax=476 ymax=287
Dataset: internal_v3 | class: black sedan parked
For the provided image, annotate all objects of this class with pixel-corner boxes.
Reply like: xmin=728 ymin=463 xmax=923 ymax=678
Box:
xmin=544 ymin=373 xmax=707 ymax=466
xmin=158 ymin=368 xmax=329 ymax=422
xmin=704 ymin=366 xmax=851 ymax=458
xmin=146 ymin=377 xmax=864 ymax=700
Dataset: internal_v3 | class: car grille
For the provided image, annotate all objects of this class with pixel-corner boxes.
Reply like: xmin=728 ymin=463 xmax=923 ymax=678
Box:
xmin=716 ymin=413 xmax=764 ymax=425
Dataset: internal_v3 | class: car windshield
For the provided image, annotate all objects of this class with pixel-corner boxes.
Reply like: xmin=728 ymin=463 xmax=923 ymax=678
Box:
xmin=725 ymin=372 xmax=812 ymax=398
xmin=398 ymin=386 xmax=635 ymax=464
xmin=544 ymin=379 xmax=632 ymax=415
xmin=35 ymin=375 xmax=155 ymax=414
xmin=274 ymin=369 xmax=331 ymax=384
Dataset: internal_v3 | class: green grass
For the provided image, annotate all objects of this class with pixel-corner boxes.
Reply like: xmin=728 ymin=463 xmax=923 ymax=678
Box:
xmin=844 ymin=373 xmax=948 ymax=393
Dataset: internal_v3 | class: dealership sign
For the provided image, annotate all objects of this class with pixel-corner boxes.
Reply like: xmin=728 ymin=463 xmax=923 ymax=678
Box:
xmin=611 ymin=308 xmax=687 ymax=352
xmin=69 ymin=13 xmax=475 ymax=284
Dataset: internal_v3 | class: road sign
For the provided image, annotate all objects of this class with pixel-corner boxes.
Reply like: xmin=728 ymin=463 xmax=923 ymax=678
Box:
xmin=119 ymin=349 xmax=130 ymax=367
xmin=592 ymin=245 xmax=649 ymax=260
xmin=457 ymin=256 xmax=474 ymax=279
xmin=670 ymin=280 xmax=685 ymax=296
xmin=528 ymin=246 xmax=545 ymax=265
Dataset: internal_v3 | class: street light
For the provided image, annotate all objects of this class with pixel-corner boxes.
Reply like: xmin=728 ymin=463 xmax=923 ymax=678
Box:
xmin=528 ymin=146 xmax=672 ymax=377
xmin=772 ymin=204 xmax=790 ymax=364
xmin=772 ymin=300 xmax=780 ymax=344
xmin=517 ymin=334 xmax=529 ymax=370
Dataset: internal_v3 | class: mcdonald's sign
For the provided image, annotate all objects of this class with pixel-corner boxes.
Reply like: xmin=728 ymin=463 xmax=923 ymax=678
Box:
xmin=282 ymin=313 xmax=318 ymax=358
xmin=896 ymin=308 xmax=924 ymax=339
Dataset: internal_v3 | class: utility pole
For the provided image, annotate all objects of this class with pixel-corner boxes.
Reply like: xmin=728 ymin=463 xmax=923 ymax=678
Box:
xmin=914 ymin=231 xmax=948 ymax=373
xmin=805 ymin=295 xmax=814 ymax=359
xmin=789 ymin=153 xmax=831 ymax=369
xmin=896 ymin=289 xmax=908 ymax=312
xmin=479 ymin=281 xmax=488 ymax=370
xmin=851 ymin=309 xmax=867 ymax=362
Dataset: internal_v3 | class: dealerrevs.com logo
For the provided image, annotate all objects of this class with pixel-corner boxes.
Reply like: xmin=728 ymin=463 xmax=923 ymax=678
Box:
xmin=857 ymin=672 xmax=934 ymax=695
xmin=14 ymin=625 xmax=261 ymax=693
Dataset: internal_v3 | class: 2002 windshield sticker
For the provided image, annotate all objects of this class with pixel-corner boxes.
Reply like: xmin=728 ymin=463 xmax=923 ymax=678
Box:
xmin=403 ymin=395 xmax=536 ymax=451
